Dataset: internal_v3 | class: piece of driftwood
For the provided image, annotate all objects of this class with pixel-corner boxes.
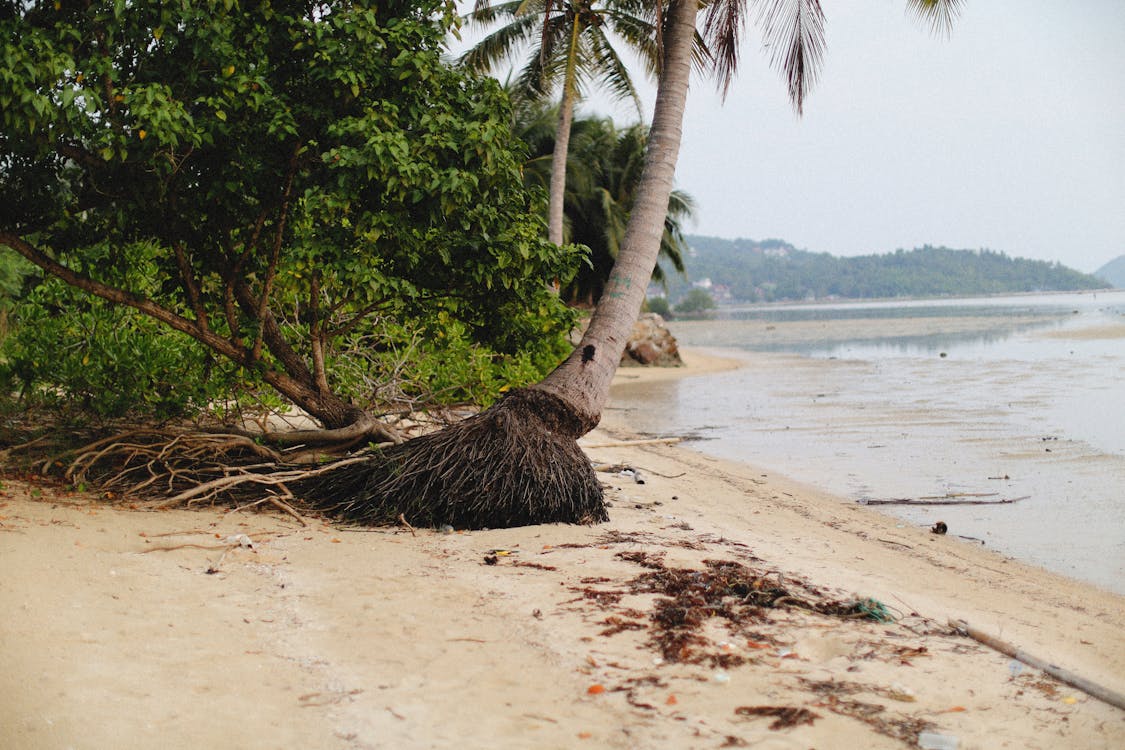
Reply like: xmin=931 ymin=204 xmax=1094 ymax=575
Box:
xmin=949 ymin=619 xmax=1125 ymax=711
xmin=584 ymin=437 xmax=683 ymax=449
xmin=860 ymin=495 xmax=1029 ymax=507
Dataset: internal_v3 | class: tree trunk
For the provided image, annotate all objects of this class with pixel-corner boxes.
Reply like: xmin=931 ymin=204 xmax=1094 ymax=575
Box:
xmin=547 ymin=86 xmax=575 ymax=246
xmin=548 ymin=15 xmax=584 ymax=247
xmin=536 ymin=0 xmax=698 ymax=432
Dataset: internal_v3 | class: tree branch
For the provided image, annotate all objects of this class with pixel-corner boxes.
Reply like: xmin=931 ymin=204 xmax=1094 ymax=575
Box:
xmin=171 ymin=241 xmax=210 ymax=332
xmin=252 ymin=146 xmax=299 ymax=361
xmin=0 ymin=232 xmax=243 ymax=363
xmin=309 ymin=272 xmax=331 ymax=394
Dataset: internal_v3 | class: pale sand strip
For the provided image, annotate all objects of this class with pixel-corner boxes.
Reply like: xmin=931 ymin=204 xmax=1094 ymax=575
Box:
xmin=0 ymin=351 xmax=1122 ymax=749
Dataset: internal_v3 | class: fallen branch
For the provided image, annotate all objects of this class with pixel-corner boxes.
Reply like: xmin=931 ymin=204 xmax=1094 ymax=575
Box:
xmin=949 ymin=619 xmax=1125 ymax=711
xmin=860 ymin=495 xmax=1029 ymax=507
xmin=584 ymin=437 xmax=682 ymax=449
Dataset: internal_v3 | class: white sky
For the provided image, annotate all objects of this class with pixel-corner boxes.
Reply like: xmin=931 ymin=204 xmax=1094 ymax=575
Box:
xmin=453 ymin=1 xmax=1125 ymax=273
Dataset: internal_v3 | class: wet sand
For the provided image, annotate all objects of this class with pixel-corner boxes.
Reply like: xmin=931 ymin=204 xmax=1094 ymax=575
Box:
xmin=610 ymin=310 xmax=1125 ymax=595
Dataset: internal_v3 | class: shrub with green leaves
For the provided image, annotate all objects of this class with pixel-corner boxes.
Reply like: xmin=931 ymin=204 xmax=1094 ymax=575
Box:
xmin=0 ymin=0 xmax=580 ymax=427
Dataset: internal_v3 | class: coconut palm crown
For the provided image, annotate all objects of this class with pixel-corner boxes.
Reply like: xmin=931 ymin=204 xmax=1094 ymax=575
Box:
xmin=460 ymin=0 xmax=663 ymax=246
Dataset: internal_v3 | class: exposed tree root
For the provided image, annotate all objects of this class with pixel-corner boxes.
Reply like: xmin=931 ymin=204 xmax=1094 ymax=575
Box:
xmin=296 ymin=388 xmax=608 ymax=529
xmin=212 ymin=415 xmax=403 ymax=448
xmin=1 ymin=389 xmax=608 ymax=530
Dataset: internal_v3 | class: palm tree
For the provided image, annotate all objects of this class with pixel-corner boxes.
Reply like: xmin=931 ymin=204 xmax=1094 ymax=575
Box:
xmin=561 ymin=115 xmax=692 ymax=307
xmin=305 ymin=0 xmax=964 ymax=529
xmin=460 ymin=0 xmax=661 ymax=246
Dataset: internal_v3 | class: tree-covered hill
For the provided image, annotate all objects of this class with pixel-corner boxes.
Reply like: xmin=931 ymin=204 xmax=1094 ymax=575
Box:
xmin=663 ymin=236 xmax=1110 ymax=303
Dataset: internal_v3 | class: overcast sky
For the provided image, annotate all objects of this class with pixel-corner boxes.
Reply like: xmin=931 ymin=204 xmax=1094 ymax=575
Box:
xmin=455 ymin=1 xmax=1125 ymax=273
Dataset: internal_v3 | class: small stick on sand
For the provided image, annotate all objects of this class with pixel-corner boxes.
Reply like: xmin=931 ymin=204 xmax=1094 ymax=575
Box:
xmin=398 ymin=513 xmax=416 ymax=536
xmin=949 ymin=619 xmax=1125 ymax=711
xmin=584 ymin=437 xmax=683 ymax=449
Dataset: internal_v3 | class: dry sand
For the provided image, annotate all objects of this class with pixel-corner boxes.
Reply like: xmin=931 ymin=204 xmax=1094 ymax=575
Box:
xmin=2 ymin=350 xmax=1123 ymax=749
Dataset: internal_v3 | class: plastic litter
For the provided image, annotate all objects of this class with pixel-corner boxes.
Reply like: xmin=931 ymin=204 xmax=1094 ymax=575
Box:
xmin=918 ymin=731 xmax=959 ymax=750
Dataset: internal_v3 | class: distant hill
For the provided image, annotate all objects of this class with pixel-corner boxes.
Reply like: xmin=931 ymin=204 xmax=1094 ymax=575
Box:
xmin=1094 ymin=255 xmax=1125 ymax=288
xmin=660 ymin=236 xmax=1110 ymax=304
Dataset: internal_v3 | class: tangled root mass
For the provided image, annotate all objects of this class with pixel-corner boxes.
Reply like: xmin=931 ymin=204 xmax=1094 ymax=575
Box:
xmin=297 ymin=388 xmax=608 ymax=529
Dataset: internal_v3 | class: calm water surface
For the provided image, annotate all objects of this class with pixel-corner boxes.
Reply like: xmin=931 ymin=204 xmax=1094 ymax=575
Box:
xmin=611 ymin=291 xmax=1125 ymax=594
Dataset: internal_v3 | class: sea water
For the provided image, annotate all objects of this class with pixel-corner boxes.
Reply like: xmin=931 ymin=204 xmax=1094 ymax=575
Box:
xmin=610 ymin=291 xmax=1125 ymax=594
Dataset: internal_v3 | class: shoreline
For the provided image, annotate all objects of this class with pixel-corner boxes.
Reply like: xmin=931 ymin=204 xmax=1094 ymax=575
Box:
xmin=1 ymin=352 xmax=1122 ymax=748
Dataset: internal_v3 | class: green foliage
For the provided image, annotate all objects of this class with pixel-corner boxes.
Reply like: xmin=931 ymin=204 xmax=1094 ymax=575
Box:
xmin=559 ymin=116 xmax=693 ymax=305
xmin=331 ymin=314 xmax=572 ymax=407
xmin=508 ymin=101 xmax=693 ymax=305
xmin=669 ymin=238 xmax=1110 ymax=303
xmin=0 ymin=252 xmax=35 ymax=336
xmin=1 ymin=278 xmax=226 ymax=419
xmin=674 ymin=287 xmax=716 ymax=315
xmin=0 ymin=0 xmax=579 ymax=422
xmin=644 ymin=295 xmax=672 ymax=318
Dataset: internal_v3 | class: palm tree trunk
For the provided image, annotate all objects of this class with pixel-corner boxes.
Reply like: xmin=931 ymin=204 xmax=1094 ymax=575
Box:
xmin=548 ymin=86 xmax=575 ymax=246
xmin=536 ymin=0 xmax=698 ymax=432
xmin=548 ymin=15 xmax=584 ymax=246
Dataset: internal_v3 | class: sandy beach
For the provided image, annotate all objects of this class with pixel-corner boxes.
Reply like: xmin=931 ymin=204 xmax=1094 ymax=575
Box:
xmin=2 ymin=349 xmax=1123 ymax=749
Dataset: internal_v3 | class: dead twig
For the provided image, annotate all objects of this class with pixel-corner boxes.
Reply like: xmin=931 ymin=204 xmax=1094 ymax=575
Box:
xmin=584 ymin=437 xmax=682 ymax=449
xmin=397 ymin=513 xmax=416 ymax=536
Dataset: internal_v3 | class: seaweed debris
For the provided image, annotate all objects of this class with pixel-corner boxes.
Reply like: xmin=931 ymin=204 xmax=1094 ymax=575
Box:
xmin=615 ymin=553 xmax=888 ymax=666
xmin=799 ymin=678 xmax=934 ymax=742
xmin=734 ymin=705 xmax=821 ymax=730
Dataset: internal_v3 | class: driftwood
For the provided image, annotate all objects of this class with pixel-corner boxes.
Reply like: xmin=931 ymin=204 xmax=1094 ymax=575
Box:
xmin=861 ymin=494 xmax=1030 ymax=507
xmin=583 ymin=437 xmax=683 ymax=449
xmin=949 ymin=619 xmax=1125 ymax=711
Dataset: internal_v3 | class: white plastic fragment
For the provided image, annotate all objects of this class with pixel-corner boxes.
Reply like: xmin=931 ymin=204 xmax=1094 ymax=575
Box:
xmin=918 ymin=731 xmax=959 ymax=750
xmin=223 ymin=533 xmax=254 ymax=549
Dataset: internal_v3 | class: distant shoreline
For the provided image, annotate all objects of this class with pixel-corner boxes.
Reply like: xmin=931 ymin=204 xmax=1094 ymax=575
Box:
xmin=709 ymin=286 xmax=1121 ymax=313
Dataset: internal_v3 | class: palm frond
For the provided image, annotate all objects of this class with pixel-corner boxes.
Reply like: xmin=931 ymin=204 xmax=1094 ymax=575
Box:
xmin=604 ymin=10 xmax=661 ymax=78
xmin=700 ymin=0 xmax=748 ymax=98
xmin=458 ymin=12 xmax=542 ymax=72
xmin=906 ymin=0 xmax=964 ymax=37
xmin=755 ymin=0 xmax=826 ymax=114
xmin=466 ymin=1 xmax=530 ymax=27
xmin=585 ymin=26 xmax=644 ymax=116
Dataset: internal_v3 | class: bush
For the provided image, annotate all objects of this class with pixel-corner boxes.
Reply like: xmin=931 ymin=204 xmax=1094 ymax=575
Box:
xmin=645 ymin=296 xmax=672 ymax=318
xmin=674 ymin=287 xmax=716 ymax=315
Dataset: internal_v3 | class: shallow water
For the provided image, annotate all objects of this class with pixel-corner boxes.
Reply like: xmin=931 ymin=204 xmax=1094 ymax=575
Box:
xmin=610 ymin=291 xmax=1125 ymax=594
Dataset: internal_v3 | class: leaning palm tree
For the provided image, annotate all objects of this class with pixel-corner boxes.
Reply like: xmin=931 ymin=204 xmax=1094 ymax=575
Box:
xmin=304 ymin=0 xmax=963 ymax=528
xmin=460 ymin=0 xmax=662 ymax=246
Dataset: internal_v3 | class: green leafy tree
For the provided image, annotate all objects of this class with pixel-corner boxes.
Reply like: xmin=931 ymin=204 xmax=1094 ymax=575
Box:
xmin=674 ymin=287 xmax=715 ymax=315
xmin=460 ymin=0 xmax=662 ymax=246
xmin=0 ymin=0 xmax=578 ymax=434
xmin=643 ymin=295 xmax=671 ymax=318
